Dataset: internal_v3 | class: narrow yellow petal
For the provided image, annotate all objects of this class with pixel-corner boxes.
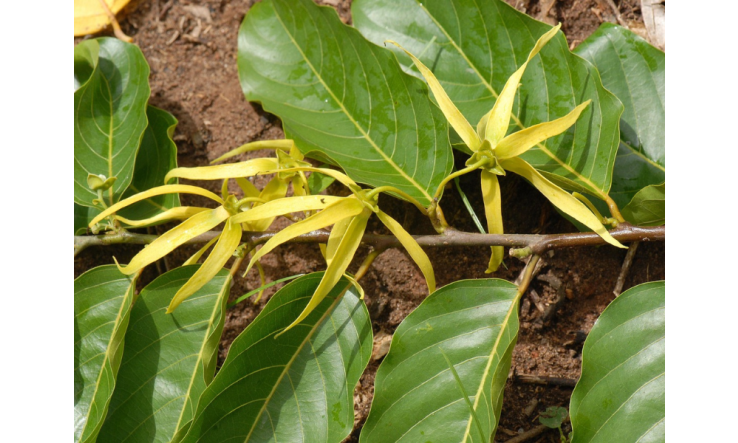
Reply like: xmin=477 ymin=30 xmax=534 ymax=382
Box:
xmin=481 ymin=24 xmax=561 ymax=145
xmin=235 ymin=177 xmax=260 ymax=199
xmin=495 ymin=100 xmax=590 ymax=159
xmin=480 ymin=171 xmax=504 ymax=273
xmin=89 ymin=185 xmax=224 ymax=227
xmin=246 ymin=178 xmax=290 ymax=231
xmin=386 ymin=40 xmax=481 ymax=151
xmin=326 ymin=216 xmax=353 ymax=266
xmin=252 ymin=260 xmax=267 ymax=304
xmin=182 ymin=236 xmax=219 ymax=266
xmin=115 ymin=206 xmax=231 ymax=275
xmin=281 ymin=210 xmax=371 ymax=334
xmin=501 ymin=157 xmax=625 ymax=248
xmin=167 ymin=217 xmax=242 ymax=312
xmin=165 ymin=158 xmax=279 ymax=183
xmin=243 ymin=198 xmax=365 ymax=275
xmin=343 ymin=274 xmax=365 ymax=300
xmin=230 ymin=195 xmax=345 ymax=224
xmin=376 ymin=210 xmax=436 ymax=292
xmin=210 ymin=139 xmax=295 ymax=164
xmin=115 ymin=206 xmax=210 ymax=228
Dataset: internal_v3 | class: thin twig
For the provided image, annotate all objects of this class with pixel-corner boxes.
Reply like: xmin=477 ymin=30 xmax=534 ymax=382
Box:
xmin=97 ymin=0 xmax=133 ymax=42
xmin=613 ymin=241 xmax=640 ymax=296
xmin=74 ymin=224 xmax=665 ymax=257
xmin=353 ymin=248 xmax=386 ymax=282
xmin=502 ymin=424 xmax=548 ymax=443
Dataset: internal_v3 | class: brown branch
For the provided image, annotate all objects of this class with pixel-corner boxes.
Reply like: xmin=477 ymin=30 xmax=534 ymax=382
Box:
xmin=513 ymin=373 xmax=578 ymax=388
xmin=74 ymin=224 xmax=665 ymax=257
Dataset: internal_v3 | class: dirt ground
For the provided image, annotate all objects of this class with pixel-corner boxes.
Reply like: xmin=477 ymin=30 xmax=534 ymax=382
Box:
xmin=74 ymin=1 xmax=664 ymax=441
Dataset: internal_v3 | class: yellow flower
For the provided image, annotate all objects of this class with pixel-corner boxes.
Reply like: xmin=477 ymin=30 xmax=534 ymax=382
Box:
xmin=388 ymin=23 xmax=624 ymax=273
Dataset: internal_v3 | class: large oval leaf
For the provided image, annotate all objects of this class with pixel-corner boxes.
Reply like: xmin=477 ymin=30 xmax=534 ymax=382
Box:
xmin=353 ymin=0 xmax=623 ymax=200
xmin=238 ymin=0 xmax=453 ymax=206
xmin=117 ymin=105 xmax=181 ymax=223
xmin=570 ymin=281 xmax=665 ymax=443
xmin=97 ymin=266 xmax=231 ymax=443
xmin=74 ymin=37 xmax=150 ymax=208
xmin=181 ymin=273 xmax=372 ymax=443
xmin=360 ymin=279 xmax=520 ymax=443
xmin=575 ymin=24 xmax=665 ymax=209
xmin=74 ymin=265 xmax=138 ymax=443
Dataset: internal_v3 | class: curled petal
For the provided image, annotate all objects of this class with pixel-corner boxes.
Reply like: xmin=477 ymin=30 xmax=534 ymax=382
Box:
xmin=376 ymin=209 xmax=436 ymax=292
xmin=164 ymin=158 xmax=279 ymax=183
xmin=479 ymin=24 xmax=561 ymax=145
xmin=495 ymin=100 xmax=591 ymax=159
xmin=263 ymin=166 xmax=358 ymax=191
xmin=230 ymin=195 xmax=345 ymax=224
xmin=481 ymin=171 xmax=505 ymax=273
xmin=280 ymin=210 xmax=371 ymax=335
xmin=167 ymin=217 xmax=242 ymax=312
xmin=246 ymin=177 xmax=289 ymax=231
xmin=326 ymin=216 xmax=353 ymax=266
xmin=386 ymin=40 xmax=481 ymax=151
xmin=210 ymin=139 xmax=294 ymax=164
xmin=114 ymin=206 xmax=231 ymax=275
xmin=115 ymin=206 xmax=210 ymax=228
xmin=90 ymin=184 xmax=224 ymax=227
xmin=501 ymin=157 xmax=625 ymax=248
xmin=243 ymin=198 xmax=365 ymax=276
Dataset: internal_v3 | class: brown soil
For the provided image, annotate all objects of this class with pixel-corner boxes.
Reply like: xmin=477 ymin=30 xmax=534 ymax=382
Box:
xmin=74 ymin=1 xmax=664 ymax=442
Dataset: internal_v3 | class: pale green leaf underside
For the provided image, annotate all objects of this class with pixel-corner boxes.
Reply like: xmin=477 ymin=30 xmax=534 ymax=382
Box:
xmin=181 ymin=272 xmax=372 ymax=443
xmin=621 ymin=183 xmax=665 ymax=227
xmin=238 ymin=0 xmax=453 ymax=206
xmin=118 ymin=106 xmax=181 ymax=223
xmin=74 ymin=265 xmax=137 ymax=443
xmin=575 ymin=23 xmax=665 ymax=208
xmin=98 ymin=267 xmax=230 ymax=443
xmin=353 ymin=0 xmax=623 ymax=197
xmin=570 ymin=281 xmax=665 ymax=443
xmin=360 ymin=279 xmax=519 ymax=443
xmin=74 ymin=37 xmax=150 ymax=207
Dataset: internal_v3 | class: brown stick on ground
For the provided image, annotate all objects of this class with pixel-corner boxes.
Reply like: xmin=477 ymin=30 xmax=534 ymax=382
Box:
xmin=613 ymin=241 xmax=640 ymax=296
xmin=502 ymin=424 xmax=548 ymax=443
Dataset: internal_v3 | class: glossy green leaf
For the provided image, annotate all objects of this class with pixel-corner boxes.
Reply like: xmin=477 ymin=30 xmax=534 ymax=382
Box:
xmin=74 ymin=266 xmax=138 ymax=443
xmin=116 ymin=106 xmax=180 ymax=224
xmin=570 ymin=281 xmax=665 ymax=442
xmin=181 ymin=273 xmax=372 ymax=442
xmin=360 ymin=279 xmax=520 ymax=443
xmin=353 ymin=0 xmax=623 ymax=200
xmin=98 ymin=267 xmax=231 ymax=443
xmin=621 ymin=183 xmax=665 ymax=226
xmin=575 ymin=24 xmax=665 ymax=208
xmin=75 ymin=203 xmax=102 ymax=235
xmin=238 ymin=0 xmax=453 ymax=206
xmin=74 ymin=38 xmax=151 ymax=208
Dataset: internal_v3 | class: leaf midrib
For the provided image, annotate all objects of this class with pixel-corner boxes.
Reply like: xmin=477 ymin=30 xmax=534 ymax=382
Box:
xmin=272 ymin=4 xmax=433 ymax=203
xmin=415 ymin=2 xmax=611 ymax=198
xmin=239 ymin=284 xmax=350 ymax=443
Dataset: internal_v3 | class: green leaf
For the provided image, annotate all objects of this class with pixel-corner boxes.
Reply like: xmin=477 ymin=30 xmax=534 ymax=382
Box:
xmin=360 ymin=279 xmax=520 ymax=443
xmin=353 ymin=0 xmax=623 ymax=200
xmin=74 ymin=265 xmax=137 ymax=443
xmin=539 ymin=406 xmax=568 ymax=429
xmin=575 ymin=24 xmax=665 ymax=208
xmin=97 ymin=266 xmax=231 ymax=443
xmin=621 ymin=183 xmax=665 ymax=226
xmin=237 ymin=0 xmax=453 ymax=206
xmin=307 ymin=169 xmax=337 ymax=195
xmin=570 ymin=281 xmax=665 ymax=443
xmin=117 ymin=106 xmax=181 ymax=224
xmin=181 ymin=272 xmax=372 ymax=443
xmin=74 ymin=37 xmax=150 ymax=208
xmin=75 ymin=203 xmax=102 ymax=235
